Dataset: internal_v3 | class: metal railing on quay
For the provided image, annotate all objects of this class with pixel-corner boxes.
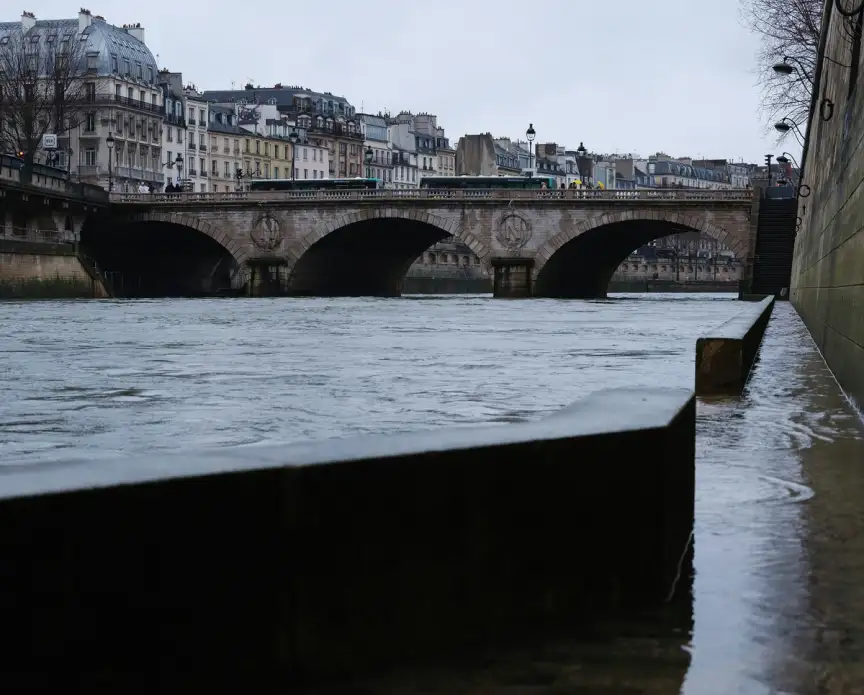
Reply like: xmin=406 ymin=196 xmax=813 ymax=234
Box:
xmin=109 ymin=188 xmax=754 ymax=204
xmin=0 ymin=227 xmax=71 ymax=244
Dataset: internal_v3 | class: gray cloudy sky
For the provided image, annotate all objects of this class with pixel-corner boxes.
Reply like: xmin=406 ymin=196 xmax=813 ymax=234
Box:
xmin=33 ymin=0 xmax=795 ymax=163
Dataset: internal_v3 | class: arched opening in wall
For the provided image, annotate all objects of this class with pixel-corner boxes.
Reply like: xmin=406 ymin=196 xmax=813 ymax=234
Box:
xmin=290 ymin=217 xmax=458 ymax=297
xmin=81 ymin=221 xmax=239 ymax=298
xmin=534 ymin=219 xmax=742 ymax=299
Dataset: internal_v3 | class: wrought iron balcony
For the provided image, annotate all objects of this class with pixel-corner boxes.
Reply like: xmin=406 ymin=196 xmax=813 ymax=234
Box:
xmin=92 ymin=94 xmax=162 ymax=114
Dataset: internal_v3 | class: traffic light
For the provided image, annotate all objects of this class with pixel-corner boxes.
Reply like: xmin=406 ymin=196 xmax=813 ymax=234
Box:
xmin=764 ymin=154 xmax=773 ymax=168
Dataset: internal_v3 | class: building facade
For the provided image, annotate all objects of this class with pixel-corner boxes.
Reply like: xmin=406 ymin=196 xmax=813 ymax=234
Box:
xmin=359 ymin=113 xmax=392 ymax=184
xmin=157 ymin=70 xmax=186 ymax=188
xmin=612 ymin=232 xmax=742 ymax=284
xmin=206 ymin=105 xmax=243 ymax=191
xmin=202 ymin=84 xmax=362 ymax=179
xmin=387 ymin=113 xmax=419 ymax=188
xmin=0 ymin=10 xmax=165 ymax=191
xmin=183 ymin=85 xmax=209 ymax=191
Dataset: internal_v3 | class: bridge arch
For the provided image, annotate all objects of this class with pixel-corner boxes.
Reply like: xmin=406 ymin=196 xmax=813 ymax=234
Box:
xmin=533 ymin=209 xmax=747 ymax=298
xmin=290 ymin=208 xmax=492 ymax=296
xmin=82 ymin=211 xmax=246 ymax=297
xmin=121 ymin=211 xmax=249 ymax=265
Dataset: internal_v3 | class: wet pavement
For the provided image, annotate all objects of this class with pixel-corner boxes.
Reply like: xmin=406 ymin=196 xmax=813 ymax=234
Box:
xmin=297 ymin=303 xmax=864 ymax=695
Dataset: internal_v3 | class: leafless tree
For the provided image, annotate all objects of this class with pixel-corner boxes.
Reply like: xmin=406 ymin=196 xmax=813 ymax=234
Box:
xmin=0 ymin=23 xmax=93 ymax=183
xmin=740 ymin=0 xmax=824 ymax=138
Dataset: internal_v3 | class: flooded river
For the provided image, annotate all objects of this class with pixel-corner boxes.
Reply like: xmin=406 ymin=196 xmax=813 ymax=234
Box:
xmin=1 ymin=294 xmax=862 ymax=694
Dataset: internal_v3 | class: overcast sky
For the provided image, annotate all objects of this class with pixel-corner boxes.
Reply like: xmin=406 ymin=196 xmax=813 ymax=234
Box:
xmin=30 ymin=0 xmax=798 ymax=163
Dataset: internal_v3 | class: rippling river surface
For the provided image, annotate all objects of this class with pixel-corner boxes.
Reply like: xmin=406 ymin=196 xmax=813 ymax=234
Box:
xmin=2 ymin=294 xmax=864 ymax=694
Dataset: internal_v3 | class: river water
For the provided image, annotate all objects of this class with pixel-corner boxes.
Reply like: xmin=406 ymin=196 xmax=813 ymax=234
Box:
xmin=2 ymin=294 xmax=863 ymax=694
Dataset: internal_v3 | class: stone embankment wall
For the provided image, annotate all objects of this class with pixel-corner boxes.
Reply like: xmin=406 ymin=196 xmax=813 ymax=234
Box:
xmin=0 ymin=240 xmax=106 ymax=298
xmin=790 ymin=4 xmax=864 ymax=408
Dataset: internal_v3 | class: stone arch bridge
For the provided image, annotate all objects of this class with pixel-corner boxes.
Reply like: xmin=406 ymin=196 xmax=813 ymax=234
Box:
xmin=90 ymin=188 xmax=757 ymax=298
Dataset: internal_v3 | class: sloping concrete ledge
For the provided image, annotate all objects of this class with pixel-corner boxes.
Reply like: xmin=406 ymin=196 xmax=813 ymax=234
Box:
xmin=695 ymin=296 xmax=775 ymax=396
xmin=0 ymin=387 xmax=695 ymax=692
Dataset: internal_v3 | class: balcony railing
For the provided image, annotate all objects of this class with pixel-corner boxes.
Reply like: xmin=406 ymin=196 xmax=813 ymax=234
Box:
xmin=188 ymin=169 xmax=198 ymax=177
xmin=212 ymin=171 xmax=220 ymax=178
xmin=199 ymin=144 xmax=207 ymax=152
xmin=188 ymin=118 xmax=197 ymax=125
xmin=223 ymin=147 xmax=230 ymax=154
xmin=91 ymin=94 xmax=162 ymax=114
xmin=164 ymin=113 xmax=186 ymax=127
xmin=188 ymin=144 xmax=196 ymax=151
xmin=110 ymin=187 xmax=755 ymax=204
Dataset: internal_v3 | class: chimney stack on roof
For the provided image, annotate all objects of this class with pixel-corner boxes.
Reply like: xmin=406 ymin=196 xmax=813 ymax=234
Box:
xmin=21 ymin=11 xmax=36 ymax=32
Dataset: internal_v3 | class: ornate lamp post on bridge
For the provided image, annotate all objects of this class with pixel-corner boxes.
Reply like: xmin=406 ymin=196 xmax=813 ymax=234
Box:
xmin=289 ymin=129 xmax=299 ymax=183
xmin=525 ymin=123 xmax=536 ymax=176
xmin=576 ymin=141 xmax=589 ymax=188
xmin=106 ymin=131 xmax=115 ymax=192
xmin=174 ymin=153 xmax=184 ymax=190
xmin=364 ymin=146 xmax=374 ymax=179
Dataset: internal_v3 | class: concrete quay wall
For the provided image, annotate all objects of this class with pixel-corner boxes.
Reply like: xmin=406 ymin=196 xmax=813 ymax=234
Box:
xmin=695 ymin=296 xmax=775 ymax=396
xmin=790 ymin=4 xmax=864 ymax=409
xmin=0 ymin=387 xmax=695 ymax=691
xmin=0 ymin=239 xmax=106 ymax=298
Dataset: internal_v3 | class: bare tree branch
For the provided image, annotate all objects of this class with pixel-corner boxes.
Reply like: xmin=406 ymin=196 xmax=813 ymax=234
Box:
xmin=0 ymin=23 xmax=93 ymax=183
xmin=740 ymin=0 xmax=823 ymax=142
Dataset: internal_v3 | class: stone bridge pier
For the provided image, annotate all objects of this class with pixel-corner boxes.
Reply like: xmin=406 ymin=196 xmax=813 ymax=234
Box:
xmin=97 ymin=189 xmax=757 ymax=299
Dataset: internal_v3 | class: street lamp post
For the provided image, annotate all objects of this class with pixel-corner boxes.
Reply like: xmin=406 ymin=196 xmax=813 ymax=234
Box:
xmin=525 ymin=123 xmax=536 ymax=176
xmin=106 ymin=131 xmax=115 ymax=192
xmin=364 ymin=146 xmax=374 ymax=179
xmin=774 ymin=118 xmax=805 ymax=147
xmin=576 ymin=141 xmax=588 ymax=188
xmin=174 ymin=153 xmax=184 ymax=190
xmin=772 ymin=55 xmax=812 ymax=81
xmin=289 ymin=129 xmax=299 ymax=183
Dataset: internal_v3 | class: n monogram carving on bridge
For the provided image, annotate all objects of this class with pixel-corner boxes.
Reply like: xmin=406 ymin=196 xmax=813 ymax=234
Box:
xmin=495 ymin=213 xmax=533 ymax=250
xmin=250 ymin=213 xmax=283 ymax=251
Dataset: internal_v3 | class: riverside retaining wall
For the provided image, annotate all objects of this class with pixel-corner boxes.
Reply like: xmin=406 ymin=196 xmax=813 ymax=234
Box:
xmin=0 ymin=387 xmax=695 ymax=691
xmin=789 ymin=1 xmax=864 ymax=409
xmin=0 ymin=239 xmax=106 ymax=298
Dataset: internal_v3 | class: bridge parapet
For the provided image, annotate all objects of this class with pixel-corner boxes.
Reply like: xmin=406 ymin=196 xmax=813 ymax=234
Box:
xmin=109 ymin=188 xmax=753 ymax=205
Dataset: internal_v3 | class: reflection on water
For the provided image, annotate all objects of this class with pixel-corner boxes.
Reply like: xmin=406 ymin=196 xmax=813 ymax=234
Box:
xmin=1 ymin=296 xmax=863 ymax=693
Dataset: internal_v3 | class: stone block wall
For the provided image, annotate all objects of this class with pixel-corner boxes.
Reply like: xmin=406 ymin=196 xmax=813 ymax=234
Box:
xmin=790 ymin=5 xmax=864 ymax=409
xmin=0 ymin=241 xmax=106 ymax=298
